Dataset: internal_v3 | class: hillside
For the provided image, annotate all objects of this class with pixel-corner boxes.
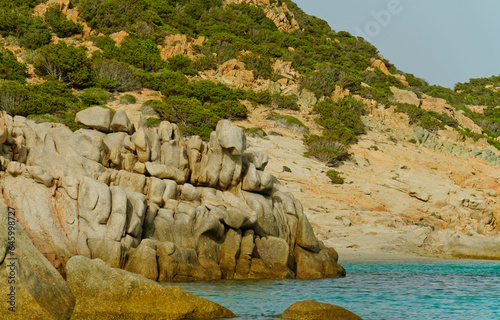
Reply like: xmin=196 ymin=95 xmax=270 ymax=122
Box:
xmin=1 ymin=0 xmax=500 ymax=270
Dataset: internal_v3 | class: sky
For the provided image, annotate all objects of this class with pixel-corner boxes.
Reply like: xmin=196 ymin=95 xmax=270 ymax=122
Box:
xmin=293 ymin=0 xmax=500 ymax=88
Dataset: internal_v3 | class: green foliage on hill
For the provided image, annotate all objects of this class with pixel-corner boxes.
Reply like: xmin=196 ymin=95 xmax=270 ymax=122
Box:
xmin=44 ymin=4 xmax=83 ymax=38
xmin=0 ymin=48 xmax=27 ymax=83
xmin=0 ymin=3 xmax=52 ymax=49
xmin=304 ymin=97 xmax=366 ymax=166
xmin=34 ymin=42 xmax=95 ymax=88
xmin=0 ymin=80 xmax=80 ymax=116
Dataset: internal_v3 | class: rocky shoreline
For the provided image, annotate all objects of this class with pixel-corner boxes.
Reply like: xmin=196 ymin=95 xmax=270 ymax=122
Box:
xmin=0 ymin=107 xmax=349 ymax=318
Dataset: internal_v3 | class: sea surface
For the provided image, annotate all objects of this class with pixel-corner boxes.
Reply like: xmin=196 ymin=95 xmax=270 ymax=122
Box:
xmin=169 ymin=259 xmax=500 ymax=320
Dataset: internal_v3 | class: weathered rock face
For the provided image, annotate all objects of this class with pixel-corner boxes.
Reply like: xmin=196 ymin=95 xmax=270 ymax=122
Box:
xmin=277 ymin=300 xmax=362 ymax=320
xmin=0 ymin=111 xmax=343 ymax=281
xmin=422 ymin=229 xmax=500 ymax=260
xmin=66 ymin=256 xmax=235 ymax=319
xmin=222 ymin=0 xmax=300 ymax=32
xmin=158 ymin=34 xmax=205 ymax=60
xmin=0 ymin=207 xmax=75 ymax=320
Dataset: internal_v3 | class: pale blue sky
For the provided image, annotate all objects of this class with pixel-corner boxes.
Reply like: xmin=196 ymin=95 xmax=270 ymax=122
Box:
xmin=293 ymin=0 xmax=500 ymax=88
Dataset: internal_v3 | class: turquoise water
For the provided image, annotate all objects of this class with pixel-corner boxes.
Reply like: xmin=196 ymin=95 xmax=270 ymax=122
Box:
xmin=171 ymin=260 xmax=500 ymax=319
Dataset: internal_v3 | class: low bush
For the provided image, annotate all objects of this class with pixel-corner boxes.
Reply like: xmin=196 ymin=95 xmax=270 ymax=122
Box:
xmin=166 ymin=55 xmax=198 ymax=76
xmin=44 ymin=4 xmax=83 ymax=38
xmin=34 ymin=42 xmax=95 ymax=88
xmin=237 ymin=89 xmax=271 ymax=105
xmin=243 ymin=127 xmax=267 ymax=138
xmin=112 ymin=37 xmax=164 ymax=72
xmin=146 ymin=117 xmax=162 ymax=127
xmin=272 ymin=94 xmax=299 ymax=110
xmin=0 ymin=81 xmax=29 ymax=114
xmin=303 ymin=135 xmax=349 ymax=166
xmin=209 ymin=100 xmax=247 ymax=120
xmin=313 ymin=97 xmax=366 ymax=145
xmin=326 ymin=169 xmax=344 ymax=184
xmin=1 ymin=80 xmax=80 ymax=116
xmin=271 ymin=113 xmax=307 ymax=129
xmin=0 ymin=48 xmax=27 ymax=83
xmin=120 ymin=94 xmax=136 ymax=104
xmin=94 ymin=60 xmax=137 ymax=91
xmin=155 ymin=96 xmax=216 ymax=140
xmin=79 ymin=88 xmax=111 ymax=106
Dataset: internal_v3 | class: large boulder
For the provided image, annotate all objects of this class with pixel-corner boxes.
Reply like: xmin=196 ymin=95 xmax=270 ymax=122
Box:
xmin=390 ymin=86 xmax=420 ymax=106
xmin=277 ymin=300 xmax=362 ymax=320
xmin=75 ymin=106 xmax=112 ymax=132
xmin=110 ymin=109 xmax=135 ymax=135
xmin=0 ymin=207 xmax=75 ymax=320
xmin=422 ymin=229 xmax=500 ymax=260
xmin=66 ymin=255 xmax=235 ymax=319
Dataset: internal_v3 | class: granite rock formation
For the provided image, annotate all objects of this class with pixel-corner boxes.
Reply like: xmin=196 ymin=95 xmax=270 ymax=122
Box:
xmin=0 ymin=110 xmax=344 ymax=281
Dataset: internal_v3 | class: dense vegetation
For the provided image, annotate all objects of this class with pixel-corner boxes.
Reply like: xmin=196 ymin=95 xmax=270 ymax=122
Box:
xmin=1 ymin=0 xmax=498 ymax=155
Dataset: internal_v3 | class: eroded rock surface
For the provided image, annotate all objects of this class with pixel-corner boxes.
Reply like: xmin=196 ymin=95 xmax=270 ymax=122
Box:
xmin=0 ymin=207 xmax=75 ymax=320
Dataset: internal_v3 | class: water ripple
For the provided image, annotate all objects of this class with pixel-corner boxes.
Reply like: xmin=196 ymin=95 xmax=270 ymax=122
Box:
xmin=168 ymin=259 xmax=500 ymax=320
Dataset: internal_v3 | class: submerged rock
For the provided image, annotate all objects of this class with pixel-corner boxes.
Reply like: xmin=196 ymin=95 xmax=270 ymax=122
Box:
xmin=277 ymin=300 xmax=362 ymax=320
xmin=66 ymin=256 xmax=235 ymax=320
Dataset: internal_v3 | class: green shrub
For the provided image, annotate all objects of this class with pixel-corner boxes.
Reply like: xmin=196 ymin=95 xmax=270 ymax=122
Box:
xmin=93 ymin=60 xmax=137 ymax=91
xmin=303 ymin=135 xmax=349 ymax=166
xmin=112 ymin=37 xmax=164 ymax=72
xmin=73 ymin=0 xmax=150 ymax=34
xmin=272 ymin=94 xmax=299 ymax=110
xmin=120 ymin=94 xmax=136 ymax=104
xmin=34 ymin=42 xmax=95 ymax=88
xmin=188 ymin=80 xmax=238 ymax=104
xmin=209 ymin=100 xmax=247 ymax=120
xmin=79 ymin=88 xmax=111 ymax=106
xmin=0 ymin=81 xmax=29 ymax=114
xmin=0 ymin=48 xmax=27 ymax=83
xmin=237 ymin=89 xmax=271 ymax=105
xmin=241 ymin=53 xmax=273 ymax=79
xmin=243 ymin=127 xmax=267 ymax=138
xmin=141 ymin=69 xmax=189 ymax=94
xmin=142 ymin=99 xmax=163 ymax=108
xmin=166 ymin=55 xmax=198 ymax=76
xmin=156 ymin=96 xmax=217 ymax=140
xmin=313 ymin=97 xmax=366 ymax=145
xmin=270 ymin=113 xmax=308 ymax=132
xmin=44 ymin=4 xmax=83 ymax=38
xmin=192 ymin=55 xmax=217 ymax=71
xmin=326 ymin=169 xmax=344 ymax=184
xmin=28 ymin=81 xmax=80 ymax=115
xmin=0 ymin=5 xmax=51 ymax=49
xmin=395 ymin=104 xmax=447 ymax=131
xmin=299 ymin=71 xmax=335 ymax=98
xmin=147 ymin=117 xmax=162 ymax=127
xmin=19 ymin=22 xmax=52 ymax=50
xmin=1 ymin=80 xmax=80 ymax=116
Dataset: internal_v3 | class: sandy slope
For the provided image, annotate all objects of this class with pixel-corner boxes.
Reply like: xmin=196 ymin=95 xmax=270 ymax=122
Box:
xmin=235 ymin=106 xmax=500 ymax=260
